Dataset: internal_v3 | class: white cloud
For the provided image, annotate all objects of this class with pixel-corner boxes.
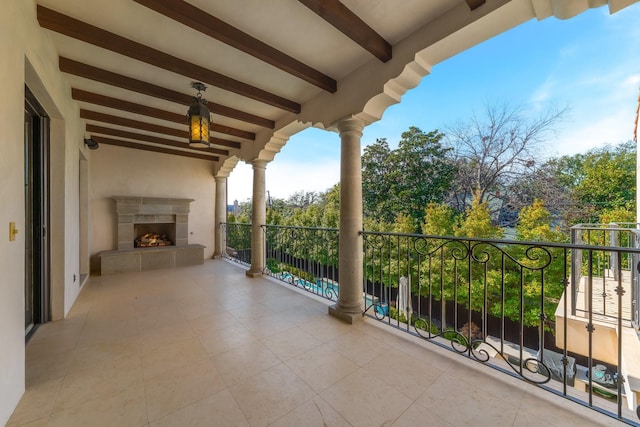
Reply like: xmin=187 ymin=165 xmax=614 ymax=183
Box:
xmin=551 ymin=106 xmax=635 ymax=156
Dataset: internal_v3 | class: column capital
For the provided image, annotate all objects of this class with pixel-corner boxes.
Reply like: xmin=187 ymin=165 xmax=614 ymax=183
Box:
xmin=214 ymin=175 xmax=227 ymax=184
xmin=251 ymin=158 xmax=268 ymax=170
xmin=337 ymin=117 xmax=365 ymax=136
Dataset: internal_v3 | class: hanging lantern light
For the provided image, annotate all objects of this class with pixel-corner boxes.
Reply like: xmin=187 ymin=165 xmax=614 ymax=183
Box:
xmin=187 ymin=82 xmax=210 ymax=148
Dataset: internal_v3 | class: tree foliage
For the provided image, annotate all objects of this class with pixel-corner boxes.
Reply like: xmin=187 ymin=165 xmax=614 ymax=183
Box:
xmin=454 ymin=194 xmax=502 ymax=239
xmin=446 ymin=103 xmax=565 ymax=214
xmin=362 ymin=127 xmax=455 ymax=229
xmin=509 ymin=141 xmax=636 ymax=225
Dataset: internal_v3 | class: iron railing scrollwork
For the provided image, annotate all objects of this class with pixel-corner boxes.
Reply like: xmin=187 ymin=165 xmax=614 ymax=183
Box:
xmin=362 ymin=229 xmax=640 ymax=423
xmin=221 ymin=222 xmax=252 ymax=265
xmin=223 ymin=221 xmax=640 ymax=423
xmin=262 ymin=224 xmax=339 ymax=301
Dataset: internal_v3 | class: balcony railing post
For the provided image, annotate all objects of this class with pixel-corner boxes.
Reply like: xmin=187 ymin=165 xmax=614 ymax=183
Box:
xmin=610 ymin=223 xmax=619 ymax=281
xmin=570 ymin=226 xmax=582 ymax=316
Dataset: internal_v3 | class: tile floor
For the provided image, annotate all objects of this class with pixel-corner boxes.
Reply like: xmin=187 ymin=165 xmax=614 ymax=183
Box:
xmin=8 ymin=259 xmax=628 ymax=426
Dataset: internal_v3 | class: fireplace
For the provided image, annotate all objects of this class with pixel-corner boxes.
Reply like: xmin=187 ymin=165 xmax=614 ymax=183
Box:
xmin=99 ymin=196 xmax=205 ymax=275
xmin=134 ymin=224 xmax=174 ymax=247
xmin=113 ymin=196 xmax=192 ymax=250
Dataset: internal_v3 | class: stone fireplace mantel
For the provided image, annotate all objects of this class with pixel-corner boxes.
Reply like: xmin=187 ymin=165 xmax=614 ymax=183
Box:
xmin=114 ymin=196 xmax=194 ymax=250
xmin=99 ymin=196 xmax=204 ymax=275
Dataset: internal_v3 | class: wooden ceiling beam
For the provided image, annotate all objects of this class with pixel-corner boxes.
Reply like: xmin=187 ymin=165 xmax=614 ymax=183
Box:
xmin=298 ymin=0 xmax=391 ymax=62
xmin=82 ymin=109 xmax=186 ymax=139
xmin=80 ymin=109 xmax=251 ymax=148
xmin=93 ymin=136 xmax=219 ymax=162
xmin=72 ymin=88 xmax=255 ymax=140
xmin=465 ymin=0 xmax=486 ymax=11
xmin=133 ymin=0 xmax=336 ymax=93
xmin=60 ymin=57 xmax=274 ymax=129
xmin=86 ymin=124 xmax=229 ymax=156
xmin=38 ymin=5 xmax=301 ymax=113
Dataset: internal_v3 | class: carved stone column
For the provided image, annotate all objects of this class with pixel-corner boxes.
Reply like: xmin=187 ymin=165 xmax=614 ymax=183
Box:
xmin=246 ymin=159 xmax=267 ymax=277
xmin=329 ymin=117 xmax=365 ymax=323
xmin=213 ymin=176 xmax=227 ymax=258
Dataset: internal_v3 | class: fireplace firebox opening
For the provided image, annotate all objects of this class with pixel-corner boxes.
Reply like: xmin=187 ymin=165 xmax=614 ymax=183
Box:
xmin=134 ymin=223 xmax=175 ymax=247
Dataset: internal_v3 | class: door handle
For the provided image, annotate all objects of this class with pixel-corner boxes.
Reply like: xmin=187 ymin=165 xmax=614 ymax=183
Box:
xmin=9 ymin=222 xmax=18 ymax=241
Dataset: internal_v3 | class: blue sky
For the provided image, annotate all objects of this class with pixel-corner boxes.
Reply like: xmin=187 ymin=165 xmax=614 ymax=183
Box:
xmin=229 ymin=4 xmax=640 ymax=202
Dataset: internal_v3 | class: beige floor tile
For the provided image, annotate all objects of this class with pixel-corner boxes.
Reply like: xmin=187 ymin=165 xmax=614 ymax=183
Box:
xmin=285 ymin=344 xmax=359 ymax=393
xmin=515 ymin=385 xmax=627 ymax=427
xmin=141 ymin=337 xmax=209 ymax=379
xmin=327 ymin=330 xmax=392 ymax=366
xmin=188 ymin=311 xmax=240 ymax=336
xmin=77 ymin=318 xmax=139 ymax=346
xmin=228 ymin=304 xmax=274 ymax=323
xmin=197 ymin=324 xmax=256 ymax=356
xmin=25 ymin=350 xmax=74 ymax=387
xmin=149 ymin=389 xmax=249 ymax=427
xmin=259 ymin=293 xmax=308 ymax=312
xmin=54 ymin=354 xmax=143 ymax=412
xmin=7 ymin=415 xmax=50 ymax=427
xmin=212 ymin=342 xmax=282 ymax=386
xmin=136 ymin=306 xmax=187 ymax=331
xmin=67 ymin=335 xmax=140 ymax=372
xmin=363 ymin=346 xmax=444 ymax=400
xmin=27 ymin=317 xmax=85 ymax=345
xmin=138 ymin=321 xmax=196 ymax=351
xmin=229 ymin=363 xmax=316 ymax=427
xmin=26 ymin=329 xmax=81 ymax=361
xmin=7 ymin=377 xmax=62 ymax=426
xmin=178 ymin=301 xmax=219 ymax=321
xmin=11 ymin=260 xmax=634 ymax=427
xmin=48 ymin=383 xmax=148 ymax=427
xmin=361 ymin=320 xmax=456 ymax=371
xmin=320 ymin=368 xmax=413 ymax=427
xmin=269 ymin=396 xmax=350 ymax=427
xmin=260 ymin=326 xmax=321 ymax=360
xmin=144 ymin=357 xmax=226 ymax=421
xmin=239 ymin=313 xmax=295 ymax=339
xmin=297 ymin=312 xmax=352 ymax=343
xmin=390 ymin=402 xmax=454 ymax=427
xmin=415 ymin=372 xmax=519 ymax=426
xmin=86 ymin=302 xmax=137 ymax=322
xmin=444 ymin=358 xmax=527 ymax=406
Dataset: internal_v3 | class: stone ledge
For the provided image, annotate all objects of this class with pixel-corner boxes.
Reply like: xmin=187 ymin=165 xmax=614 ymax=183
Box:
xmin=99 ymin=244 xmax=205 ymax=275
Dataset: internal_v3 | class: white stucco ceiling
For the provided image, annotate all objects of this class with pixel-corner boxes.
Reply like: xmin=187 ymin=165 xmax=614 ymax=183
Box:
xmin=34 ymin=0 xmax=639 ymax=170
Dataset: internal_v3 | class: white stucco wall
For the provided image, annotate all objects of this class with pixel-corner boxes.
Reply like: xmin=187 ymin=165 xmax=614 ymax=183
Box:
xmin=90 ymin=144 xmax=216 ymax=265
xmin=0 ymin=1 xmax=88 ymax=423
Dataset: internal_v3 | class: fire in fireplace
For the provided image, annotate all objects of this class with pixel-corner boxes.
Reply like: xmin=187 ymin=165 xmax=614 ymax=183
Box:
xmin=134 ymin=223 xmax=175 ymax=248
xmin=135 ymin=232 xmax=173 ymax=248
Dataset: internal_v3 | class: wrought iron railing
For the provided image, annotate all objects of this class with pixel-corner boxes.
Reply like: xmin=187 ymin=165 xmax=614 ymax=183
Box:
xmin=221 ymin=222 xmax=252 ymax=265
xmin=361 ymin=230 xmax=640 ymax=424
xmin=570 ymin=223 xmax=640 ymax=325
xmin=223 ymin=221 xmax=640 ymax=423
xmin=262 ymin=224 xmax=339 ymax=301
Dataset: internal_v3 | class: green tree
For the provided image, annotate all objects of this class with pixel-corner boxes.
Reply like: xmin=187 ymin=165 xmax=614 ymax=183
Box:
xmin=321 ymin=184 xmax=340 ymax=228
xmin=599 ymin=205 xmax=636 ymax=224
xmin=422 ymin=203 xmax=456 ymax=236
xmin=362 ymin=127 xmax=455 ymax=227
xmin=446 ymin=103 xmax=565 ymax=214
xmin=454 ymin=194 xmax=503 ymax=239
xmin=516 ymin=199 xmax=564 ymax=242
xmin=362 ymin=139 xmax=394 ymax=222
xmin=391 ymin=127 xmax=456 ymax=226
xmin=573 ymin=141 xmax=636 ymax=220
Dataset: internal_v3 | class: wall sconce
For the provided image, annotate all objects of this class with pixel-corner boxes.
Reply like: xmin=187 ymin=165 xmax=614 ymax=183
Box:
xmin=84 ymin=137 xmax=99 ymax=150
xmin=187 ymin=82 xmax=211 ymax=148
